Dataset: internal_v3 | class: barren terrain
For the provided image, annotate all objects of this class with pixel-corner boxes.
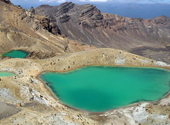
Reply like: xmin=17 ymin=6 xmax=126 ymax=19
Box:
xmin=0 ymin=0 xmax=170 ymax=125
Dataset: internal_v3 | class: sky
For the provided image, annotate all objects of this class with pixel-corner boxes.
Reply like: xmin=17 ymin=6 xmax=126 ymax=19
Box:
xmin=10 ymin=0 xmax=170 ymax=9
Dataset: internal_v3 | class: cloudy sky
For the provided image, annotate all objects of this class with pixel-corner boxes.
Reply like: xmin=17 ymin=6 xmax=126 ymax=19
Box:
xmin=10 ymin=0 xmax=170 ymax=9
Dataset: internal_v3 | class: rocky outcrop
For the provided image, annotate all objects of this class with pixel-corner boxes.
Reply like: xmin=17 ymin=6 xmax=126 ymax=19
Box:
xmin=80 ymin=5 xmax=96 ymax=17
xmin=59 ymin=14 xmax=70 ymax=23
xmin=19 ymin=6 xmax=62 ymax=35
xmin=79 ymin=4 xmax=103 ymax=21
xmin=79 ymin=5 xmax=103 ymax=20
xmin=49 ymin=22 xmax=61 ymax=35
xmin=19 ymin=6 xmax=35 ymax=23
xmin=34 ymin=16 xmax=61 ymax=35
xmin=152 ymin=15 xmax=170 ymax=29
xmin=94 ymin=11 xmax=103 ymax=20
xmin=82 ymin=21 xmax=91 ymax=29
xmin=37 ymin=17 xmax=49 ymax=30
xmin=27 ymin=51 xmax=57 ymax=59
xmin=29 ymin=6 xmax=35 ymax=15
xmin=55 ymin=2 xmax=75 ymax=16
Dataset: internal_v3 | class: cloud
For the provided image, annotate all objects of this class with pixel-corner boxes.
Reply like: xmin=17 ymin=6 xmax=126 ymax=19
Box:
xmin=11 ymin=0 xmax=170 ymax=4
xmin=38 ymin=0 xmax=66 ymax=2
xmin=80 ymin=0 xmax=110 ymax=2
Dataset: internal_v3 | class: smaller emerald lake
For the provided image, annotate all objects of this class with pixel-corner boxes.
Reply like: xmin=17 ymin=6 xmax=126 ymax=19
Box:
xmin=2 ymin=50 xmax=28 ymax=58
xmin=0 ymin=72 xmax=15 ymax=77
xmin=40 ymin=66 xmax=170 ymax=112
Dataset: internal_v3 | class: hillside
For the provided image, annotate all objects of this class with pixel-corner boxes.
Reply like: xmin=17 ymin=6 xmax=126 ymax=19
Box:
xmin=36 ymin=2 xmax=170 ymax=63
xmin=0 ymin=0 xmax=94 ymax=59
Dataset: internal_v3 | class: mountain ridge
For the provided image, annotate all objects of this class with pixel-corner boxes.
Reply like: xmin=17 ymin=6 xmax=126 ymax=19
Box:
xmin=35 ymin=2 xmax=170 ymax=63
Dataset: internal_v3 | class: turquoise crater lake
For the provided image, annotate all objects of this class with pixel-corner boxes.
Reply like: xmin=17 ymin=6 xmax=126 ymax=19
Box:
xmin=0 ymin=72 xmax=15 ymax=77
xmin=2 ymin=50 xmax=28 ymax=58
xmin=40 ymin=66 xmax=170 ymax=112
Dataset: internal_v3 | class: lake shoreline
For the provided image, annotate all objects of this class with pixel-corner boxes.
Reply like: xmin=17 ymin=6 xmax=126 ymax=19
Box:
xmin=1 ymin=48 xmax=170 ymax=124
xmin=37 ymin=65 xmax=170 ymax=113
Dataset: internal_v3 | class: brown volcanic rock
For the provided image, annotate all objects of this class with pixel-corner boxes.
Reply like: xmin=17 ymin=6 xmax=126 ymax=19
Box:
xmin=33 ymin=15 xmax=62 ymax=35
xmin=19 ymin=6 xmax=62 ymax=36
xmin=36 ymin=2 xmax=170 ymax=63
xmin=26 ymin=51 xmax=56 ymax=59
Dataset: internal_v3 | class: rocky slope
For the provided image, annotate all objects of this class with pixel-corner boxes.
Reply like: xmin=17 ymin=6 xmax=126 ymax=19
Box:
xmin=0 ymin=0 xmax=94 ymax=59
xmin=36 ymin=2 xmax=170 ymax=63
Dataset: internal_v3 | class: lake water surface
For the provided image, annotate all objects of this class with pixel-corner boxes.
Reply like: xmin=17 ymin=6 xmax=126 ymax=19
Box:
xmin=0 ymin=72 xmax=15 ymax=77
xmin=2 ymin=50 xmax=28 ymax=58
xmin=40 ymin=66 xmax=170 ymax=112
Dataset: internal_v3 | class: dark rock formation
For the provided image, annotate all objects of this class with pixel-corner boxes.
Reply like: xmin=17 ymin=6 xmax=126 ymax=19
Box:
xmin=59 ymin=14 xmax=70 ymax=23
xmin=27 ymin=51 xmax=57 ymax=59
xmin=19 ymin=6 xmax=62 ymax=36
xmin=94 ymin=12 xmax=103 ymax=20
xmin=39 ymin=17 xmax=50 ymax=30
xmin=80 ymin=5 xmax=96 ymax=17
xmin=49 ymin=22 xmax=61 ymax=35
xmin=55 ymin=2 xmax=75 ymax=16
xmin=34 ymin=16 xmax=61 ymax=35
xmin=29 ymin=6 xmax=35 ymax=15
